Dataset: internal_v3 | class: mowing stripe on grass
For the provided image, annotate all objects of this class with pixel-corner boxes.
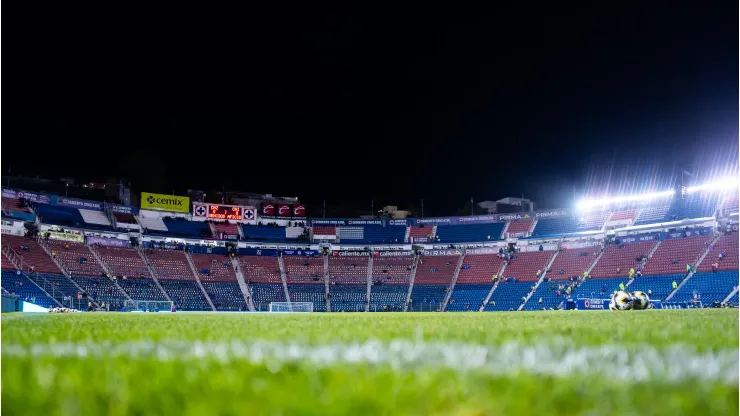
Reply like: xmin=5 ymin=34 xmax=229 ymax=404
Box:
xmin=3 ymin=340 xmax=737 ymax=385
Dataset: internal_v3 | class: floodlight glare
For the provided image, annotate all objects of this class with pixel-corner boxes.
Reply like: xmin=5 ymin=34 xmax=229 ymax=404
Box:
xmin=686 ymin=176 xmax=739 ymax=193
xmin=576 ymin=189 xmax=674 ymax=212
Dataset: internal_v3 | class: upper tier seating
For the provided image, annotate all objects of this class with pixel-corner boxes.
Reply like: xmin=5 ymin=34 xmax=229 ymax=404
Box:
xmin=45 ymin=240 xmax=104 ymax=276
xmin=241 ymin=225 xmax=290 ymax=242
xmin=113 ymin=213 xmax=138 ymax=224
xmin=371 ymin=255 xmax=414 ymax=284
xmin=328 ymin=256 xmax=368 ymax=284
xmin=589 ymin=241 xmax=654 ymax=279
xmin=369 ymin=284 xmax=408 ymax=311
xmin=201 ymin=281 xmax=248 ymax=311
xmin=312 ymin=226 xmax=336 ymax=236
xmin=361 ymin=225 xmax=406 ymax=243
xmin=79 ymin=209 xmax=111 ymax=227
xmin=287 ymin=284 xmax=327 ymax=312
xmin=645 ymin=235 xmax=713 ymax=276
xmin=283 ymin=256 xmax=324 ymax=284
xmin=329 ymin=285 xmax=367 ymax=312
xmin=531 ymin=217 xmax=580 ymax=237
xmin=456 ymin=254 xmax=504 ymax=284
xmin=161 ymin=217 xmax=210 ymax=238
xmin=634 ymin=205 xmax=670 ymax=225
xmin=414 ymin=256 xmax=458 ymax=284
xmin=158 ymin=279 xmax=211 ymax=311
xmin=408 ymin=226 xmax=433 ymax=241
xmin=502 ymin=251 xmax=553 ymax=282
xmin=34 ymin=203 xmax=111 ymax=230
xmin=2 ymin=235 xmax=61 ymax=274
xmin=409 ymin=285 xmax=447 ymax=311
xmin=212 ymin=222 xmax=240 ymax=238
xmin=143 ymin=249 xmax=194 ymax=280
xmin=446 ymin=284 xmax=490 ymax=311
xmin=505 ymin=220 xmax=532 ymax=237
xmin=577 ymin=211 xmax=610 ymax=229
xmin=96 ymin=246 xmax=150 ymax=278
xmin=698 ymin=232 xmax=738 ymax=272
xmin=238 ymin=256 xmax=281 ymax=284
xmin=671 ymin=271 xmax=738 ymax=304
xmin=435 ymin=223 xmax=505 ymax=243
xmin=190 ymin=253 xmax=236 ymax=282
xmin=485 ymin=282 xmax=532 ymax=311
xmin=548 ymin=247 xmax=600 ymax=281
xmin=251 ymin=284 xmax=287 ymax=311
xmin=138 ymin=216 xmax=168 ymax=232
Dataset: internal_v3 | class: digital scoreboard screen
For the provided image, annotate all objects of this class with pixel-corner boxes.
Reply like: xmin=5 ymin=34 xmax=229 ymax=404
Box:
xmin=207 ymin=205 xmax=242 ymax=220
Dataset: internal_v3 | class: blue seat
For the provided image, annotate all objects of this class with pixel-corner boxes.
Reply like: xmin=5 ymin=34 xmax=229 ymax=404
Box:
xmin=329 ymin=285 xmax=367 ymax=312
xmin=369 ymin=284 xmax=408 ymax=311
xmin=287 ymin=284 xmax=327 ymax=311
xmin=670 ymin=271 xmax=739 ymax=304
xmin=446 ymin=284 xmax=490 ymax=311
xmin=252 ymin=284 xmax=287 ymax=311
xmin=158 ymin=279 xmax=211 ymax=311
xmin=1 ymin=270 xmax=57 ymax=308
xmin=409 ymin=284 xmax=447 ymax=311
xmin=628 ymin=274 xmax=683 ymax=301
xmin=485 ymin=282 xmax=532 ymax=311
xmin=435 ymin=223 xmax=505 ymax=243
xmin=201 ymin=281 xmax=248 ymax=311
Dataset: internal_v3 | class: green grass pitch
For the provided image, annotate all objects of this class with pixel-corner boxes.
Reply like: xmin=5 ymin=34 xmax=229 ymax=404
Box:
xmin=2 ymin=309 xmax=738 ymax=415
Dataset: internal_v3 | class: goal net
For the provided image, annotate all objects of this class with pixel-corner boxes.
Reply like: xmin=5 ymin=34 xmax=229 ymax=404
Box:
xmin=123 ymin=300 xmax=175 ymax=312
xmin=269 ymin=302 xmax=313 ymax=313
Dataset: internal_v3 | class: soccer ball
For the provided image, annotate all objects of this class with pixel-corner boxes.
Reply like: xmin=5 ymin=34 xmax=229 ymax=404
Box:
xmin=631 ymin=290 xmax=650 ymax=310
xmin=609 ymin=291 xmax=634 ymax=310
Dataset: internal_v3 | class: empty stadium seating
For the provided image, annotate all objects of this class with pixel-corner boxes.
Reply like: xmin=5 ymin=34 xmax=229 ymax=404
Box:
xmin=284 ymin=256 xmax=324 ymax=284
xmin=116 ymin=277 xmax=168 ymax=302
xmin=158 ymin=279 xmax=211 ymax=310
xmin=569 ymin=277 xmax=626 ymax=299
xmin=371 ymin=255 xmax=414 ymax=284
xmin=671 ymin=271 xmax=738 ymax=304
xmin=328 ymin=256 xmax=368 ymax=284
xmin=548 ymin=247 xmax=600 ymax=281
xmin=241 ymin=225 xmax=290 ymax=242
xmin=589 ymin=241 xmax=654 ymax=279
xmin=697 ymin=232 xmax=738 ymax=272
xmin=409 ymin=285 xmax=447 ymax=311
xmin=456 ymin=254 xmax=504 ymax=284
xmin=634 ymin=205 xmax=670 ymax=225
xmin=414 ymin=256 xmax=458 ymax=284
xmin=96 ymin=246 xmax=151 ymax=278
xmin=287 ymin=284 xmax=326 ymax=311
xmin=524 ymin=281 xmax=569 ymax=310
xmin=113 ymin=213 xmax=138 ymax=225
xmin=484 ymin=282 xmax=531 ymax=311
xmin=201 ymin=281 xmax=248 ymax=311
xmin=33 ymin=203 xmax=111 ymax=230
xmin=645 ymin=235 xmax=712 ymax=275
xmin=238 ymin=256 xmax=281 ymax=284
xmin=369 ymin=284 xmax=407 ymax=311
xmin=212 ymin=222 xmax=240 ymax=238
xmin=502 ymin=251 xmax=552 ymax=282
xmin=329 ymin=285 xmax=367 ymax=312
xmin=161 ymin=217 xmax=210 ymax=238
xmin=361 ymin=225 xmax=406 ymax=243
xmin=70 ymin=274 xmax=128 ymax=309
xmin=143 ymin=249 xmax=194 ymax=280
xmin=190 ymin=253 xmax=236 ymax=282
xmin=446 ymin=284 xmax=490 ymax=311
xmin=408 ymin=226 xmax=434 ymax=242
xmin=251 ymin=284 xmax=287 ymax=311
xmin=46 ymin=240 xmax=104 ymax=276
xmin=628 ymin=274 xmax=682 ymax=300
xmin=312 ymin=226 xmax=336 ymax=237
xmin=2 ymin=235 xmax=62 ymax=274
xmin=435 ymin=223 xmax=505 ymax=243
xmin=1 ymin=270 xmax=57 ymax=308
xmin=531 ymin=217 xmax=580 ymax=237
xmin=505 ymin=220 xmax=532 ymax=237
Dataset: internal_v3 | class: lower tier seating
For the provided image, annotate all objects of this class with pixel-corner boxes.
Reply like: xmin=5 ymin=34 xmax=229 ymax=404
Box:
xmin=670 ymin=271 xmax=739 ymax=304
xmin=484 ymin=282 xmax=532 ymax=311
xmin=158 ymin=279 xmax=211 ymax=311
xmin=446 ymin=284 xmax=490 ymax=311
xmin=287 ymin=284 xmax=327 ymax=312
xmin=628 ymin=274 xmax=684 ymax=301
xmin=201 ymin=281 xmax=248 ymax=311
xmin=1 ymin=270 xmax=57 ymax=308
xmin=329 ymin=285 xmax=367 ymax=312
xmin=251 ymin=284 xmax=287 ymax=311
xmin=369 ymin=284 xmax=408 ymax=311
xmin=408 ymin=285 xmax=447 ymax=311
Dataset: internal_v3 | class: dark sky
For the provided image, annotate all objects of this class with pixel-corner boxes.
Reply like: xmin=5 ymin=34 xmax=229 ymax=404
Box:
xmin=4 ymin=3 xmax=738 ymax=216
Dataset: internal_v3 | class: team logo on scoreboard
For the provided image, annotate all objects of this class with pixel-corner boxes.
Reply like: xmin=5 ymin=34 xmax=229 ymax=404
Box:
xmin=278 ymin=204 xmax=290 ymax=216
xmin=293 ymin=204 xmax=305 ymax=217
xmin=194 ymin=205 xmax=207 ymax=217
xmin=243 ymin=209 xmax=255 ymax=220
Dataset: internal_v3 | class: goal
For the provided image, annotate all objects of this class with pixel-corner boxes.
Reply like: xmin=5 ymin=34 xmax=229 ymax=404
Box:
xmin=123 ymin=300 xmax=175 ymax=312
xmin=269 ymin=302 xmax=313 ymax=313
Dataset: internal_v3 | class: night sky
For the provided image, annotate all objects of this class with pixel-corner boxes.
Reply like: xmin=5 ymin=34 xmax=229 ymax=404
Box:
xmin=4 ymin=3 xmax=738 ymax=217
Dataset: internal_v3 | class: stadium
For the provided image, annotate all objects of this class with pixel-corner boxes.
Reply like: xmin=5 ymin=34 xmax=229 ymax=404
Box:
xmin=3 ymin=3 xmax=739 ymax=415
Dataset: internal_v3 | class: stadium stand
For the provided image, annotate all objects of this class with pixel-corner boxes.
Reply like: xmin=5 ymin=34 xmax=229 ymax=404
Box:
xmin=96 ymin=246 xmax=150 ymax=278
xmin=138 ymin=216 xmax=168 ymax=232
xmin=312 ymin=226 xmax=336 ymax=237
xmin=328 ymin=256 xmax=368 ymax=284
xmin=329 ymin=285 xmax=367 ymax=312
xmin=501 ymin=251 xmax=552 ymax=282
xmin=0 ymin=270 xmax=57 ymax=308
xmin=157 ymin=279 xmax=211 ymax=310
xmin=505 ymin=220 xmax=532 ymax=237
xmin=287 ymin=284 xmax=327 ymax=312
xmin=569 ymin=277 xmax=627 ymax=299
xmin=161 ymin=217 xmax=210 ymax=238
xmin=409 ymin=285 xmax=447 ymax=311
xmin=69 ymin=274 xmax=128 ymax=309
xmin=408 ymin=226 xmax=434 ymax=242
xmin=33 ymin=203 xmax=111 ymax=230
xmin=697 ymin=232 xmax=738 ymax=272
xmin=201 ymin=281 xmax=248 ymax=311
xmin=530 ymin=216 xmax=580 ymax=237
xmin=435 ymin=223 xmax=504 ymax=243
xmin=371 ymin=255 xmax=414 ymax=284
xmin=634 ymin=204 xmax=670 ymax=225
xmin=283 ymin=256 xmax=324 ymax=284
xmin=211 ymin=222 xmax=240 ymax=239
xmin=644 ymin=235 xmax=713 ymax=276
xmin=414 ymin=256 xmax=458 ymax=284
xmin=548 ymin=247 xmax=600 ymax=281
xmin=484 ymin=282 xmax=532 ymax=311
xmin=113 ymin=213 xmax=138 ymax=225
xmin=456 ymin=254 xmax=504 ymax=284
xmin=369 ymin=284 xmax=408 ymax=311
xmin=116 ymin=277 xmax=168 ymax=303
xmin=46 ymin=240 xmax=105 ymax=276
xmin=241 ymin=225 xmax=290 ymax=242
xmin=143 ymin=249 xmax=193 ymax=280
xmin=238 ymin=256 xmax=282 ymax=284
xmin=251 ymin=284 xmax=287 ymax=311
xmin=446 ymin=284 xmax=490 ymax=311
xmin=670 ymin=271 xmax=739 ymax=304
xmin=628 ymin=274 xmax=683 ymax=301
xmin=524 ymin=281 xmax=568 ymax=310
xmin=589 ymin=241 xmax=654 ymax=279
xmin=190 ymin=253 xmax=236 ymax=282
xmin=362 ymin=225 xmax=406 ymax=243
xmin=2 ymin=235 xmax=62 ymax=273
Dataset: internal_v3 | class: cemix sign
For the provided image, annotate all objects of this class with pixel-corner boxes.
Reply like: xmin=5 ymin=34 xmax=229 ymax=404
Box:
xmin=140 ymin=192 xmax=190 ymax=213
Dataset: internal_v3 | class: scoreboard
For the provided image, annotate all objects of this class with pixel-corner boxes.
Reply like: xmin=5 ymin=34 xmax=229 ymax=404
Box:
xmin=207 ymin=205 xmax=242 ymax=220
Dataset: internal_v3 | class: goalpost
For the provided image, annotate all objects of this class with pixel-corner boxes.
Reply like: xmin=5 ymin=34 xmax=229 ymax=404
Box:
xmin=269 ymin=302 xmax=313 ymax=313
xmin=123 ymin=300 xmax=175 ymax=312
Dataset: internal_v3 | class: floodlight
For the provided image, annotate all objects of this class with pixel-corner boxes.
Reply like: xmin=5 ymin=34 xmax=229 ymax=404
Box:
xmin=576 ymin=189 xmax=674 ymax=212
xmin=686 ymin=176 xmax=739 ymax=193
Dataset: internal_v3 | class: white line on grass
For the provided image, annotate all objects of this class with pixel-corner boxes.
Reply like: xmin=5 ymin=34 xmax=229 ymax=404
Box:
xmin=3 ymin=340 xmax=737 ymax=385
